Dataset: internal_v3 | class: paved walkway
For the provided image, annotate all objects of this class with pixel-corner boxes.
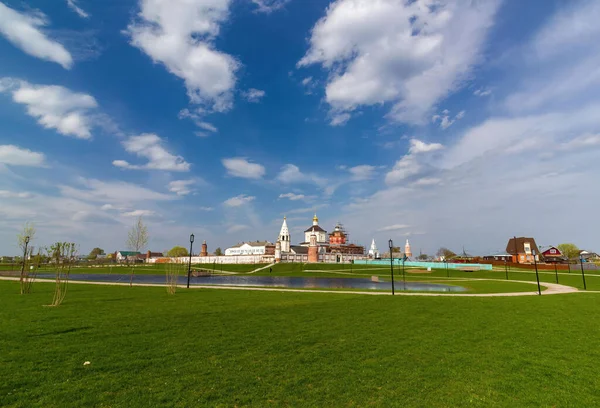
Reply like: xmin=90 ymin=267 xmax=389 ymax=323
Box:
xmin=246 ymin=262 xmax=275 ymax=274
xmin=0 ymin=276 xmax=581 ymax=297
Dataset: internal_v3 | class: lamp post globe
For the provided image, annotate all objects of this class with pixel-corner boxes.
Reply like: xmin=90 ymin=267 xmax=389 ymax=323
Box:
xmin=190 ymin=234 xmax=195 ymax=244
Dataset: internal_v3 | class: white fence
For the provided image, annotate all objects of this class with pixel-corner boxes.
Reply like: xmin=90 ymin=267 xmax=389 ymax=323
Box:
xmin=148 ymin=255 xmax=275 ymax=264
xmin=148 ymin=254 xmax=369 ymax=265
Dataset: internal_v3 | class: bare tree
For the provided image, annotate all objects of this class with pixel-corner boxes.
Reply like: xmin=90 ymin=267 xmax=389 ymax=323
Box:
xmin=165 ymin=263 xmax=182 ymax=295
xmin=45 ymin=242 xmax=77 ymax=307
xmin=17 ymin=221 xmax=36 ymax=253
xmin=126 ymin=216 xmax=149 ymax=286
xmin=127 ymin=216 xmax=149 ymax=252
xmin=17 ymin=222 xmax=37 ymax=294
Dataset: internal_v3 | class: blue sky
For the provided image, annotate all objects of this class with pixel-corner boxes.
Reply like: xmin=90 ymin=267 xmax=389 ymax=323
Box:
xmin=1 ymin=0 xmax=599 ymax=256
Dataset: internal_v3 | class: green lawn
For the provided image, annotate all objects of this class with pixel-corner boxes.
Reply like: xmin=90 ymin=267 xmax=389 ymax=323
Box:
xmin=2 ymin=280 xmax=600 ymax=407
xmin=2 ymin=261 xmax=584 ymax=294
xmin=257 ymin=263 xmax=600 ymax=291
xmin=0 ymin=263 xmax=269 ymax=275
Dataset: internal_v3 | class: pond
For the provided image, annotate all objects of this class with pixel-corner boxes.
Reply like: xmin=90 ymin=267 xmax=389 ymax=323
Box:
xmin=36 ymin=273 xmax=467 ymax=292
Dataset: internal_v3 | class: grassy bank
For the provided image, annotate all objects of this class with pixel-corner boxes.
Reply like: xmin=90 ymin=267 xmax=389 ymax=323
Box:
xmin=1 ymin=280 xmax=600 ymax=407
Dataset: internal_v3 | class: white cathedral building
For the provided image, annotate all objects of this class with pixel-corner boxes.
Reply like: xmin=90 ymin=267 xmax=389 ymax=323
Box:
xmin=300 ymin=214 xmax=328 ymax=246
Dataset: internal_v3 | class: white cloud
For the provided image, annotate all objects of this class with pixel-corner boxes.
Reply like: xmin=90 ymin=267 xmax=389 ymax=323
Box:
xmin=302 ymin=77 xmax=313 ymax=86
xmin=474 ymin=88 xmax=491 ymax=97
xmin=0 ymin=145 xmax=46 ymax=167
xmin=409 ymin=139 xmax=444 ymax=154
xmin=432 ymin=109 xmax=465 ymax=129
xmin=286 ymin=204 xmax=328 ymax=215
xmin=0 ymin=3 xmax=73 ymax=69
xmin=168 ymin=180 xmax=195 ymax=196
xmin=532 ymin=0 xmax=600 ymax=60
xmin=385 ymin=139 xmax=444 ymax=185
xmin=223 ymin=194 xmax=255 ymax=207
xmin=198 ymin=206 xmax=214 ymax=211
xmin=197 ymin=121 xmax=218 ymax=133
xmin=330 ymin=113 xmax=351 ymax=126
xmin=504 ymin=1 xmax=600 ymax=115
xmin=251 ymin=0 xmax=290 ymax=13
xmin=1 ymin=79 xmax=99 ymax=139
xmin=301 ymin=76 xmax=317 ymax=95
xmin=562 ymin=133 xmax=600 ymax=150
xmin=127 ymin=0 xmax=239 ymax=111
xmin=411 ymin=177 xmax=441 ymax=187
xmin=348 ymin=165 xmax=376 ymax=181
xmin=178 ymin=109 xmax=218 ymax=133
xmin=121 ymin=209 xmax=155 ymax=217
xmin=442 ymin=106 xmax=600 ymax=169
xmin=276 ymin=164 xmax=326 ymax=186
xmin=227 ymin=224 xmax=249 ymax=233
xmin=114 ymin=134 xmax=191 ymax=172
xmin=60 ymin=177 xmax=176 ymax=203
xmin=242 ymin=88 xmax=266 ymax=103
xmin=299 ymin=0 xmax=500 ymax=124
xmin=66 ymin=0 xmax=90 ymax=18
xmin=385 ymin=155 xmax=421 ymax=185
xmin=279 ymin=193 xmax=305 ymax=201
xmin=222 ymin=157 xmax=266 ymax=179
xmin=0 ymin=190 xmax=33 ymax=198
xmin=377 ymin=224 xmax=410 ymax=232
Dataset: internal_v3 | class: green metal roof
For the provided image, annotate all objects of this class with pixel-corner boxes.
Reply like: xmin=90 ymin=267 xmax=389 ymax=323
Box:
xmin=118 ymin=251 xmax=141 ymax=256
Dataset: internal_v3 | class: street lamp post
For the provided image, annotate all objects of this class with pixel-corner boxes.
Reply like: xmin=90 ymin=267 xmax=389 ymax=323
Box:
xmin=388 ymin=239 xmax=395 ymax=296
xmin=402 ymin=254 xmax=407 ymax=290
xmin=20 ymin=236 xmax=30 ymax=290
xmin=504 ymin=259 xmax=508 ymax=280
xmin=554 ymin=262 xmax=559 ymax=284
xmin=445 ymin=259 xmax=449 ymax=278
xmin=532 ymin=250 xmax=541 ymax=295
xmin=187 ymin=234 xmax=194 ymax=289
xmin=580 ymin=254 xmax=587 ymax=290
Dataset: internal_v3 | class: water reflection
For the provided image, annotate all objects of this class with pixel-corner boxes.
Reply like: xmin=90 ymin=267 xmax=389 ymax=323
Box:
xmin=37 ymin=273 xmax=467 ymax=292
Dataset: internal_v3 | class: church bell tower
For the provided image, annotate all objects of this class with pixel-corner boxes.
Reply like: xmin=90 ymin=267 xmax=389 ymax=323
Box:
xmin=278 ymin=217 xmax=291 ymax=253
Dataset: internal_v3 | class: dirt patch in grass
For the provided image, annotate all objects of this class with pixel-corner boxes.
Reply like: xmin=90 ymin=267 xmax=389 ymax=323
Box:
xmin=407 ymin=269 xmax=433 ymax=274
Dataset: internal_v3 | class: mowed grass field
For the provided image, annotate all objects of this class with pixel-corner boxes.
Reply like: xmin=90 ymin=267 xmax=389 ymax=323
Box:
xmin=2 ymin=262 xmax=549 ymax=293
xmin=4 ymin=261 xmax=597 ymax=294
xmin=259 ymin=263 xmax=600 ymax=291
xmin=0 ymin=263 xmax=268 ymax=275
xmin=2 ymin=280 xmax=600 ymax=407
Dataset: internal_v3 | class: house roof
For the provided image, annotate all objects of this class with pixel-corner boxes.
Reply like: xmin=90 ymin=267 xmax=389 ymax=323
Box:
xmin=542 ymin=247 xmax=562 ymax=257
xmin=290 ymin=246 xmax=309 ymax=255
xmin=506 ymin=237 xmax=539 ymax=255
xmin=148 ymin=252 xmax=164 ymax=257
xmin=304 ymin=225 xmax=327 ymax=233
xmin=118 ymin=251 xmax=141 ymax=256
xmin=229 ymin=241 xmax=273 ymax=249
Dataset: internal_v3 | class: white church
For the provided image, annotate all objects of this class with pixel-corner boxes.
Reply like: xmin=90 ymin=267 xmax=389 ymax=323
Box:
xmin=275 ymin=214 xmax=368 ymax=263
